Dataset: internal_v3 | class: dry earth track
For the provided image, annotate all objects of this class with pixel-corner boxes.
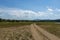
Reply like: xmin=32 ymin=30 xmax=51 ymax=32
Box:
xmin=30 ymin=24 xmax=60 ymax=40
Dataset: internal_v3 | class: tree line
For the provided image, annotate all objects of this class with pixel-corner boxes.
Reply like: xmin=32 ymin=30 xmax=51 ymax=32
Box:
xmin=0 ymin=18 xmax=60 ymax=22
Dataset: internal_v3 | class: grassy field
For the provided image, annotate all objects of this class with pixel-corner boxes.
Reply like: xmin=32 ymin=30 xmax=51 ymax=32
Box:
xmin=36 ymin=22 xmax=60 ymax=38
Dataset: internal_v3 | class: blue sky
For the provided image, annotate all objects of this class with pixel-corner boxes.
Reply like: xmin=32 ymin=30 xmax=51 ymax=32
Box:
xmin=0 ymin=0 xmax=60 ymax=20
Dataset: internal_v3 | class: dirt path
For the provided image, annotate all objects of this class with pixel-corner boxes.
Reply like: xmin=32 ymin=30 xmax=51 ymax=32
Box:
xmin=30 ymin=24 xmax=49 ymax=40
xmin=30 ymin=23 xmax=60 ymax=40
xmin=30 ymin=24 xmax=45 ymax=40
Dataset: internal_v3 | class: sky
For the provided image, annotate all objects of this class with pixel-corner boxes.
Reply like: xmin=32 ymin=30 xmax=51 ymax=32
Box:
xmin=0 ymin=0 xmax=60 ymax=20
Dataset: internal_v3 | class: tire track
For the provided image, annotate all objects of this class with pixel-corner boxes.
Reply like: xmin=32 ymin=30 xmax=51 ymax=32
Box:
xmin=30 ymin=24 xmax=48 ymax=40
xmin=30 ymin=23 xmax=60 ymax=40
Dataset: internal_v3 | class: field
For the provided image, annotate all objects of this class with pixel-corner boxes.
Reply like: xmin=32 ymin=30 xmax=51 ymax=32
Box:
xmin=0 ymin=22 xmax=34 ymax=40
xmin=36 ymin=22 xmax=60 ymax=38
xmin=0 ymin=22 xmax=33 ymax=28
xmin=0 ymin=22 xmax=60 ymax=40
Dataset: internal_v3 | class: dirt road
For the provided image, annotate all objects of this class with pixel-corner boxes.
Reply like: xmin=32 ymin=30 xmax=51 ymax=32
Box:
xmin=30 ymin=24 xmax=60 ymax=40
xmin=30 ymin=24 xmax=49 ymax=40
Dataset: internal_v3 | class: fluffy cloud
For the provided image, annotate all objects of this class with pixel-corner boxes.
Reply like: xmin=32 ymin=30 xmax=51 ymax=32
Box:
xmin=0 ymin=7 xmax=60 ymax=20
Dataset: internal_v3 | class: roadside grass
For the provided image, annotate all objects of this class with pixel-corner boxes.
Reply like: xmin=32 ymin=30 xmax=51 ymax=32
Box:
xmin=36 ymin=22 xmax=60 ymax=38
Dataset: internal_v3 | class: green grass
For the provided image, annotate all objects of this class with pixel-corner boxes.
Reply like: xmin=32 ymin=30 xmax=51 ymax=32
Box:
xmin=36 ymin=22 xmax=60 ymax=38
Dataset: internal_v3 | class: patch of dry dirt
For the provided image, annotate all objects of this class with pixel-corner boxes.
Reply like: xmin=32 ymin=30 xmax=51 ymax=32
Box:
xmin=0 ymin=25 xmax=34 ymax=40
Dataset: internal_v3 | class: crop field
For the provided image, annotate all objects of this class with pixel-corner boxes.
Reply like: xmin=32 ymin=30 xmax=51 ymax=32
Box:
xmin=0 ymin=22 xmax=60 ymax=40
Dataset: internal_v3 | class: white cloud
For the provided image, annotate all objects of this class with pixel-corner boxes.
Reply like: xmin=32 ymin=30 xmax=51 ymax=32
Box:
xmin=47 ymin=8 xmax=53 ymax=11
xmin=0 ymin=7 xmax=60 ymax=20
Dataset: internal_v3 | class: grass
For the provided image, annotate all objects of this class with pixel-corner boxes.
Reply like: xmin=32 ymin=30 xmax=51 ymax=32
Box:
xmin=36 ymin=22 xmax=60 ymax=38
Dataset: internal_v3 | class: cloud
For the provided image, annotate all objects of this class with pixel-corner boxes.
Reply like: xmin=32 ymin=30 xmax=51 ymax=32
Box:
xmin=0 ymin=8 xmax=37 ymax=20
xmin=0 ymin=7 xmax=60 ymax=20
xmin=47 ymin=8 xmax=54 ymax=11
